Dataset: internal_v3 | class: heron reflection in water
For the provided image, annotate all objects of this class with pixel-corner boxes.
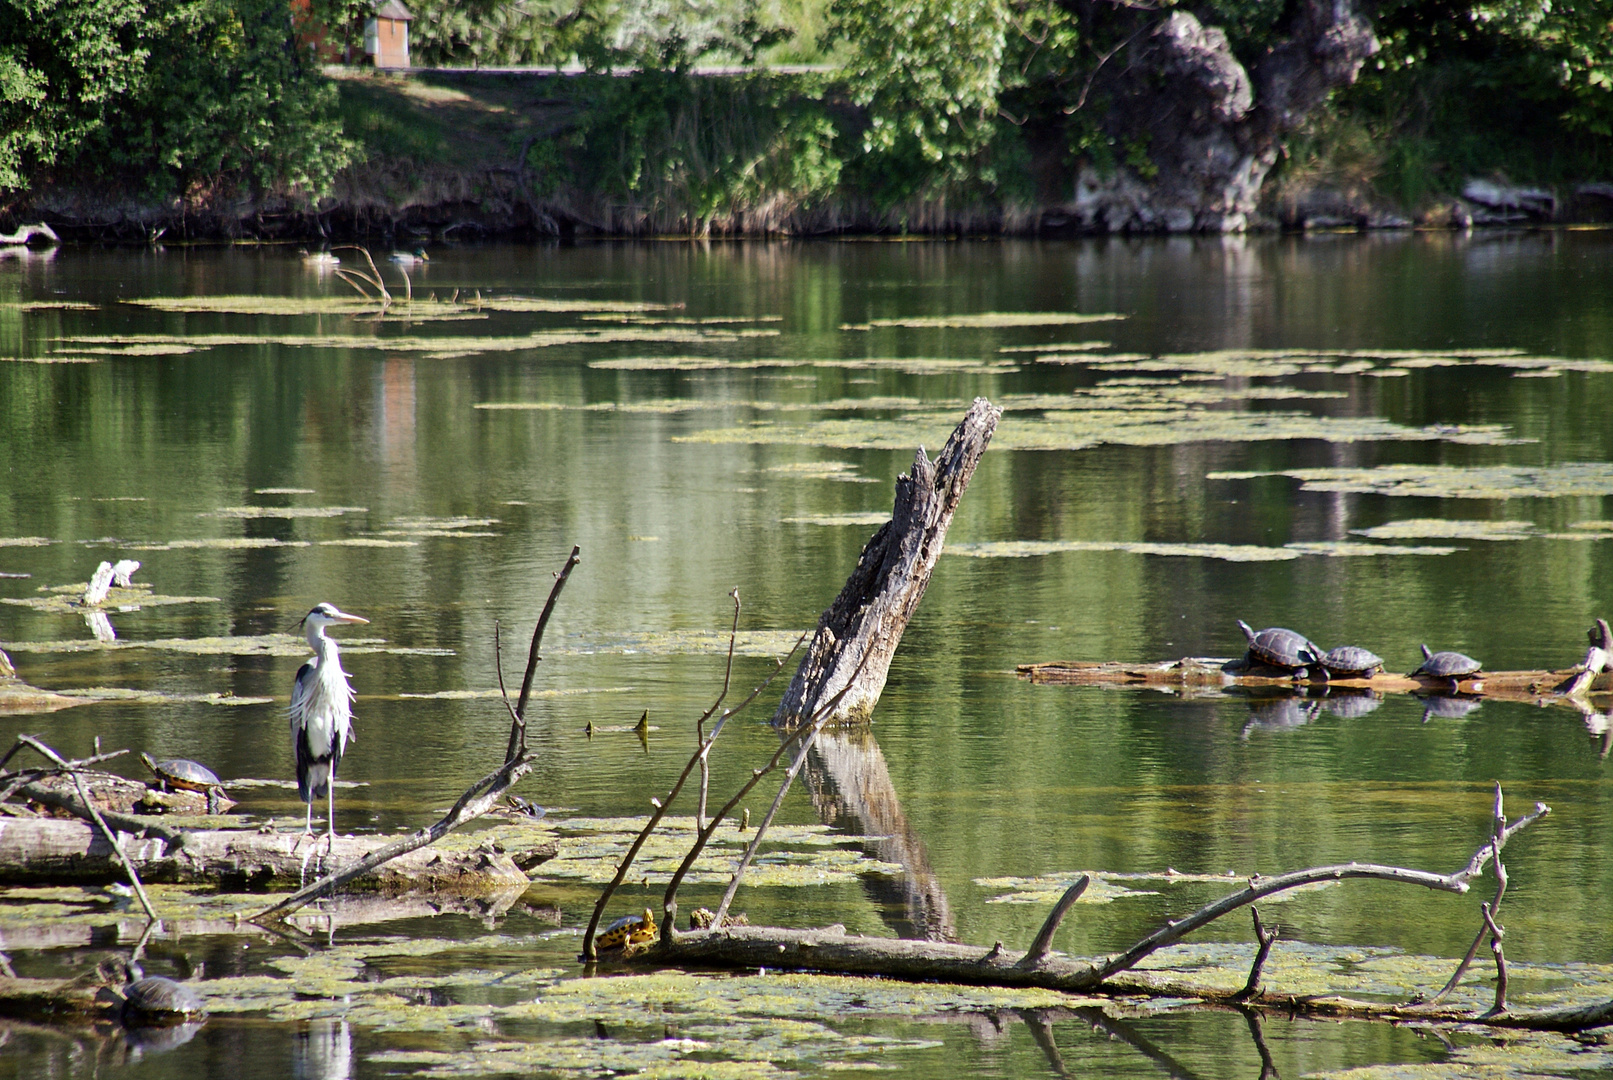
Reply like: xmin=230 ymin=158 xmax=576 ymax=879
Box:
xmin=289 ymin=603 xmax=368 ymax=849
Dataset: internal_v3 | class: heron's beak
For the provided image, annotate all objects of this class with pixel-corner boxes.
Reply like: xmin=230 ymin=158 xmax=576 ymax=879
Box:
xmin=332 ymin=611 xmax=369 ymax=625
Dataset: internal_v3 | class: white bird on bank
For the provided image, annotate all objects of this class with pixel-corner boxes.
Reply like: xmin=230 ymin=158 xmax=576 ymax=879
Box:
xmin=289 ymin=602 xmax=368 ymax=845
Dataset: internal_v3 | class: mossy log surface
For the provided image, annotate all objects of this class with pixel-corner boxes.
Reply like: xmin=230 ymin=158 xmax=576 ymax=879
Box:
xmin=0 ymin=817 xmax=555 ymax=891
xmin=0 ymin=650 xmax=86 ymax=715
xmin=635 ymin=924 xmax=1613 ymax=1032
xmin=1017 ymin=658 xmax=1613 ymax=702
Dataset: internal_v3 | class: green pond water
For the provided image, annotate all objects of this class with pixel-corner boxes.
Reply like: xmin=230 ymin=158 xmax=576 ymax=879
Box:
xmin=1 ymin=233 xmax=1612 ymax=1078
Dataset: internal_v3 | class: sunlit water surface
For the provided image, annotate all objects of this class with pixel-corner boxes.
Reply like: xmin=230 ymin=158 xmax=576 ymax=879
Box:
xmin=2 ymin=233 xmax=1612 ymax=1078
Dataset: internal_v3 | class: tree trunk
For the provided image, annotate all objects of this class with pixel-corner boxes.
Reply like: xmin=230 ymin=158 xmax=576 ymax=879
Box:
xmin=772 ymin=398 xmax=1001 ymax=727
xmin=1072 ymin=0 xmax=1379 ymax=232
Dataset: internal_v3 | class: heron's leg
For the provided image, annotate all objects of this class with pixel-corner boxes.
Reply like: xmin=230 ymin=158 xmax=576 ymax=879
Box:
xmin=324 ymin=779 xmax=337 ymax=865
xmin=303 ymin=798 xmax=314 ymax=837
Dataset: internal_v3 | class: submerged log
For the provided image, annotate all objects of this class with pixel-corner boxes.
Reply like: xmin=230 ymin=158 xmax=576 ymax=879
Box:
xmin=0 ymin=817 xmax=556 ymax=891
xmin=773 ymin=398 xmax=1001 ymax=727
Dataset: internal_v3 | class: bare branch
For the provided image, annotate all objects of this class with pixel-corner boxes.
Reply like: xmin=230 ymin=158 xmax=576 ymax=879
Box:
xmin=507 ymin=545 xmax=580 ymax=763
xmin=14 ymin=736 xmax=156 ymax=921
xmin=1481 ymin=902 xmax=1508 ymax=1017
xmin=493 ymin=621 xmax=521 ymax=727
xmin=700 ymin=590 xmax=742 ymax=831
xmin=1235 ymin=907 xmax=1279 ymax=1000
xmin=1020 ymin=875 xmax=1091 ymax=967
xmin=580 ymin=630 xmax=806 ymax=960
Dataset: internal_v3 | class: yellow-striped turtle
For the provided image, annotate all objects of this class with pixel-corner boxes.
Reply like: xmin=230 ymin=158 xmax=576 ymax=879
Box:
xmin=598 ymin=907 xmax=657 ymax=949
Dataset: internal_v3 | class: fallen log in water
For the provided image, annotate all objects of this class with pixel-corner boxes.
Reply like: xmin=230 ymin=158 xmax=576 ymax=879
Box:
xmin=1018 ymin=659 xmax=1612 ymax=703
xmin=0 ymin=816 xmax=556 ymax=890
xmin=1019 ymin=618 xmax=1613 ymax=705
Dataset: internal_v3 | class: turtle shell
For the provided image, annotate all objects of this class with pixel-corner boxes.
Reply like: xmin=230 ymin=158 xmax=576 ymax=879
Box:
xmin=1319 ymin=646 xmax=1384 ymax=677
xmin=1237 ymin=620 xmax=1321 ymax=670
xmin=598 ymin=907 xmax=657 ymax=949
xmin=123 ymin=975 xmax=205 ymax=1023
xmin=150 ymin=758 xmax=223 ymax=792
xmin=1412 ymin=645 xmax=1483 ymax=678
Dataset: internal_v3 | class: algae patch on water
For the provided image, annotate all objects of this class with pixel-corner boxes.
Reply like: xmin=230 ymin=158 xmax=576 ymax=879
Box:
xmin=783 ymin=513 xmax=891 ymax=527
xmin=200 ymin=505 xmax=367 ymax=519
xmin=1350 ymin=519 xmax=1538 ymax=541
xmin=841 ymin=312 xmax=1125 ymax=330
xmin=1210 ymin=463 xmax=1613 ymax=500
xmin=533 ymin=815 xmax=901 ymax=887
xmin=559 ymin=629 xmax=807 ymax=658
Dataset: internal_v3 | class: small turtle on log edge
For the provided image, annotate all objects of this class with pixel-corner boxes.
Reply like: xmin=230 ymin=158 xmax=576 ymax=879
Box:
xmin=1236 ymin=620 xmax=1322 ymax=678
xmin=595 ymin=907 xmax=658 ymax=953
xmin=1409 ymin=644 xmax=1484 ymax=692
xmin=140 ymin=752 xmax=231 ymax=814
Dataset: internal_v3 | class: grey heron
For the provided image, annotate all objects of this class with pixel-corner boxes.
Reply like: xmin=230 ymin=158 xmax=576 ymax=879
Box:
xmin=289 ymin=602 xmax=368 ymax=844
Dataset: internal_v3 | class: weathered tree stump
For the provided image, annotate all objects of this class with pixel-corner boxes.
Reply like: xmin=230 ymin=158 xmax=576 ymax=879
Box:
xmin=772 ymin=398 xmax=1001 ymax=727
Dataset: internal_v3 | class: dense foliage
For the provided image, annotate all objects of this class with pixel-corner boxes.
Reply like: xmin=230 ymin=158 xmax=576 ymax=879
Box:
xmin=3 ymin=0 xmax=1612 ymax=214
xmin=1 ymin=0 xmax=353 ymax=199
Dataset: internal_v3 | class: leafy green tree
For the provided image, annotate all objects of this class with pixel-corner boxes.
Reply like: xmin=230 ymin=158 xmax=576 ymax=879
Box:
xmin=0 ymin=0 xmax=147 ymax=190
xmin=93 ymin=0 xmax=355 ymax=197
xmin=828 ymin=0 xmax=1009 ymax=179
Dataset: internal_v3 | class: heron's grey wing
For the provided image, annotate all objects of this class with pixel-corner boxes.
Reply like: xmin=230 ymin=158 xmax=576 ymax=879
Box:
xmin=289 ymin=660 xmax=315 ymax=738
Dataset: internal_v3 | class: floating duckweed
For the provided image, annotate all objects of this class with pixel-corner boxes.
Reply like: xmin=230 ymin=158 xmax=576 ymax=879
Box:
xmin=560 ymin=629 xmax=806 ymax=657
xmin=782 ymin=513 xmax=890 ymax=527
xmin=0 ymin=301 xmax=98 ymax=311
xmin=1282 ymin=541 xmax=1461 ymax=557
xmin=75 ymin=343 xmax=199 ymax=356
xmin=841 ymin=312 xmax=1125 ymax=330
xmin=0 ymin=361 xmax=100 ymax=370
xmin=766 ymin=461 xmax=874 ymax=482
xmin=0 ymin=537 xmax=53 ymax=547
xmin=253 ymin=487 xmax=316 ymax=494
xmin=677 ymin=410 xmax=1518 ymax=452
xmin=123 ymin=537 xmax=312 ymax=550
xmin=200 ymin=505 xmax=366 ymax=519
xmin=386 ymin=516 xmax=498 ymax=530
xmin=948 ymin=540 xmax=1301 ymax=562
xmin=999 ymin=341 xmax=1112 ymax=353
xmin=469 ymin=296 xmax=681 ymax=313
xmin=124 ymin=296 xmax=491 ymax=320
xmin=1207 ymin=463 xmax=1613 ymax=499
xmin=0 ymin=634 xmax=452 ymax=657
xmin=397 ymin=686 xmax=634 ymax=700
xmin=319 ymin=538 xmax=419 ymax=547
xmin=1 ymin=584 xmax=219 ymax=612
xmin=1350 ymin=519 xmax=1538 ymax=540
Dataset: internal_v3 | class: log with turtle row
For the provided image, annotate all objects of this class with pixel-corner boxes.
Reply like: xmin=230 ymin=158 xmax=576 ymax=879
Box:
xmin=1018 ymin=617 xmax=1613 ymax=703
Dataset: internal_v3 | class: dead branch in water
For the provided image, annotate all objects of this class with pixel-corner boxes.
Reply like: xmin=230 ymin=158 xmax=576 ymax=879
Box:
xmin=3 ymin=736 xmax=155 ymax=921
xmin=630 ymin=791 xmax=1577 ymax=1026
xmin=252 ymin=546 xmax=579 ymax=923
xmin=579 ymin=604 xmax=805 ymax=961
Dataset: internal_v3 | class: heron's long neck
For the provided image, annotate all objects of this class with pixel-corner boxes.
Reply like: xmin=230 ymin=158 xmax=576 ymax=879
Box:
xmin=306 ymin=624 xmax=342 ymax=668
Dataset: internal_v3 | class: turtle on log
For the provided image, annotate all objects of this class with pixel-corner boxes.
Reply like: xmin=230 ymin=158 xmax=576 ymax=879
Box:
xmin=1317 ymin=646 xmax=1385 ymax=680
xmin=1409 ymin=644 xmax=1484 ymax=692
xmin=121 ymin=962 xmax=206 ymax=1026
xmin=1236 ymin=620 xmax=1322 ymax=677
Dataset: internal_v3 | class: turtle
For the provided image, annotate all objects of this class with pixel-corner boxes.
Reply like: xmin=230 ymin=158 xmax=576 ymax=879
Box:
xmin=121 ymin=963 xmax=205 ymax=1026
xmin=597 ymin=907 xmax=657 ymax=950
xmin=141 ymin=753 xmax=230 ymax=814
xmin=1236 ymin=620 xmax=1322 ymax=676
xmin=141 ymin=753 xmax=223 ymax=793
xmin=1409 ymin=644 xmax=1483 ymax=691
xmin=1317 ymin=645 xmax=1385 ymax=680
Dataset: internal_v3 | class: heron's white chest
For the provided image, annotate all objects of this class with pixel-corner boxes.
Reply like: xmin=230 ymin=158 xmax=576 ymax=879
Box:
xmin=292 ymin=652 xmax=355 ymax=759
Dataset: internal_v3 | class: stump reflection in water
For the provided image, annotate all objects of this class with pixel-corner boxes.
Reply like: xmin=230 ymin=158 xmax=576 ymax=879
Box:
xmin=802 ymin=725 xmax=957 ymax=943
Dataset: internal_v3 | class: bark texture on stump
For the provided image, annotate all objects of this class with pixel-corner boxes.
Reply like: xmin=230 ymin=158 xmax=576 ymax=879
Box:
xmin=772 ymin=398 xmax=1000 ymax=728
xmin=1071 ymin=0 xmax=1378 ymax=232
